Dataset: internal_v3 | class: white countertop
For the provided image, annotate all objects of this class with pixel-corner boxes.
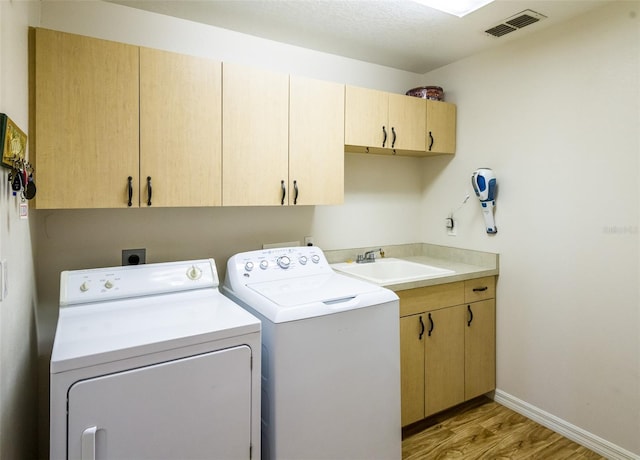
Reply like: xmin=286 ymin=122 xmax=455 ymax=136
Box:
xmin=324 ymin=243 xmax=499 ymax=291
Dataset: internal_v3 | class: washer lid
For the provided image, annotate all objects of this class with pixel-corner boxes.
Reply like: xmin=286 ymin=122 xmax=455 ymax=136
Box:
xmin=229 ymin=272 xmax=398 ymax=323
xmin=247 ymin=273 xmax=381 ymax=307
xmin=51 ymin=290 xmax=260 ymax=374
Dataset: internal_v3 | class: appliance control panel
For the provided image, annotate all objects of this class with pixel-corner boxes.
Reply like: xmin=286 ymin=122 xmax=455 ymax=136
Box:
xmin=60 ymin=259 xmax=218 ymax=307
xmin=227 ymin=246 xmax=331 ymax=283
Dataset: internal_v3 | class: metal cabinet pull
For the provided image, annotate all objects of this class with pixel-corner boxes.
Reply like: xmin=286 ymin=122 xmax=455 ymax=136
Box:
xmin=146 ymin=176 xmax=152 ymax=206
xmin=428 ymin=131 xmax=434 ymax=151
xmin=127 ymin=176 xmax=133 ymax=207
xmin=473 ymin=286 xmax=488 ymax=292
xmin=427 ymin=313 xmax=434 ymax=337
xmin=391 ymin=127 xmax=397 ymax=148
xmin=418 ymin=315 xmax=425 ymax=340
xmin=281 ymin=180 xmax=286 ymax=205
xmin=293 ymin=180 xmax=299 ymax=205
xmin=382 ymin=126 xmax=387 ymax=147
xmin=467 ymin=304 xmax=474 ymax=327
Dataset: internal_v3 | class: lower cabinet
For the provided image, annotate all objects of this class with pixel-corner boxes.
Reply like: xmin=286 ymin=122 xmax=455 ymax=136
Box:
xmin=399 ymin=276 xmax=496 ymax=426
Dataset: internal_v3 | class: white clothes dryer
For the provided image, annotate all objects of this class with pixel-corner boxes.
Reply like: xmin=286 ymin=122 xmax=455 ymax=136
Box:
xmin=50 ymin=259 xmax=261 ymax=460
xmin=223 ymin=247 xmax=401 ymax=460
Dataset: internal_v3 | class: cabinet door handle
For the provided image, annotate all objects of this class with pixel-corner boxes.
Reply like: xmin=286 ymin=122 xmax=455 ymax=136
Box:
xmin=467 ymin=304 xmax=474 ymax=327
xmin=127 ymin=176 xmax=133 ymax=207
xmin=427 ymin=312 xmax=434 ymax=337
xmin=391 ymin=127 xmax=397 ymax=148
xmin=293 ymin=180 xmax=299 ymax=205
xmin=473 ymin=286 xmax=488 ymax=292
xmin=382 ymin=126 xmax=387 ymax=147
xmin=281 ymin=180 xmax=286 ymax=205
xmin=418 ymin=315 xmax=425 ymax=340
xmin=428 ymin=131 xmax=434 ymax=151
xmin=146 ymin=176 xmax=152 ymax=206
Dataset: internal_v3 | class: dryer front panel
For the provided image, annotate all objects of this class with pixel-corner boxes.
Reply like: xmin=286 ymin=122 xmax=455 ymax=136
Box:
xmin=67 ymin=346 xmax=252 ymax=460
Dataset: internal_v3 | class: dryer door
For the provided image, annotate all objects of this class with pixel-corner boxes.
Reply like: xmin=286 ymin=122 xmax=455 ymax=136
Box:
xmin=67 ymin=346 xmax=252 ymax=460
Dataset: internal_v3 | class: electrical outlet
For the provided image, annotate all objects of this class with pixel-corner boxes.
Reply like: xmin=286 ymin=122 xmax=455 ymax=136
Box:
xmin=122 ymin=248 xmax=146 ymax=265
xmin=304 ymin=236 xmax=314 ymax=246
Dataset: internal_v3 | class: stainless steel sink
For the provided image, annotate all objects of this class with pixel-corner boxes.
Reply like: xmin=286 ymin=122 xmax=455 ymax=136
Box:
xmin=331 ymin=258 xmax=454 ymax=285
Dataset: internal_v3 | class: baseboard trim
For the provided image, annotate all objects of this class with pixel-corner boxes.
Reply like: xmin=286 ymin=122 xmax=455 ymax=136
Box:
xmin=492 ymin=389 xmax=639 ymax=460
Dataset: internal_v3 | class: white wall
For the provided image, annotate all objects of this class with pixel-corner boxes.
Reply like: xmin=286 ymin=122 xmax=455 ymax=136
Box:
xmin=0 ymin=1 xmax=40 ymax=459
xmin=421 ymin=2 xmax=639 ymax=455
xmin=35 ymin=0 xmax=425 ymax=341
xmin=34 ymin=1 xmax=426 ymax=455
xmin=32 ymin=0 xmax=640 ymax=458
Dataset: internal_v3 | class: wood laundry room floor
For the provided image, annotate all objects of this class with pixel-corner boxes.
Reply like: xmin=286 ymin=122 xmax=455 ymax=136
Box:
xmin=402 ymin=397 xmax=605 ymax=459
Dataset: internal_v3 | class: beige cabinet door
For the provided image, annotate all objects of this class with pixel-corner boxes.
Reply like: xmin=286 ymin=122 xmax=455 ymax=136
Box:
xmin=464 ymin=299 xmax=496 ymax=399
xmin=388 ymin=94 xmax=426 ymax=152
xmin=33 ymin=28 xmax=139 ymax=209
xmin=344 ymin=86 xmax=388 ymax=149
xmin=424 ymin=305 xmax=465 ymax=416
xmin=289 ymin=76 xmax=344 ymax=206
xmin=222 ymin=63 xmax=289 ymax=206
xmin=426 ymin=101 xmax=457 ymax=154
xmin=140 ymin=48 xmax=221 ymax=207
xmin=345 ymin=86 xmax=429 ymax=155
xmin=400 ymin=314 xmax=426 ymax=426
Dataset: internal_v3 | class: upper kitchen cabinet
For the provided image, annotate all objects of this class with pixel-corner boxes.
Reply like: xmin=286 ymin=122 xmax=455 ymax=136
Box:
xmin=345 ymin=86 xmax=426 ymax=155
xmin=222 ymin=65 xmax=344 ymax=206
xmin=31 ymin=29 xmax=222 ymax=209
xmin=426 ymin=100 xmax=456 ymax=155
xmin=222 ymin=63 xmax=289 ymax=206
xmin=140 ymin=48 xmax=222 ymax=207
xmin=289 ymin=76 xmax=344 ymax=205
xmin=31 ymin=28 xmax=140 ymax=209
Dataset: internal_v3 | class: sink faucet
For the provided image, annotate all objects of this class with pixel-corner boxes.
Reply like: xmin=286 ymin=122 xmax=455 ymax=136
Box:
xmin=356 ymin=248 xmax=384 ymax=264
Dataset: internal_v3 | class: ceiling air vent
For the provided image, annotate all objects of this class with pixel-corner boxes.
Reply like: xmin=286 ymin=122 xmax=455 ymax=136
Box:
xmin=485 ymin=10 xmax=547 ymax=38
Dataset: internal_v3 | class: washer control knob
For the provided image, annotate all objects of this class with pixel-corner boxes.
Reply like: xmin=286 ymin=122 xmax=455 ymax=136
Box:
xmin=299 ymin=256 xmax=308 ymax=265
xmin=104 ymin=280 xmax=114 ymax=289
xmin=187 ymin=265 xmax=202 ymax=280
xmin=277 ymin=256 xmax=291 ymax=269
xmin=244 ymin=262 xmax=254 ymax=272
xmin=80 ymin=281 xmax=90 ymax=292
xmin=260 ymin=260 xmax=269 ymax=270
xmin=311 ymin=255 xmax=321 ymax=264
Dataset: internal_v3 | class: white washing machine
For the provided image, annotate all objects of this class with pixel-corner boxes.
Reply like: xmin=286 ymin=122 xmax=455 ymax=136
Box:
xmin=222 ymin=247 xmax=401 ymax=460
xmin=50 ymin=259 xmax=261 ymax=460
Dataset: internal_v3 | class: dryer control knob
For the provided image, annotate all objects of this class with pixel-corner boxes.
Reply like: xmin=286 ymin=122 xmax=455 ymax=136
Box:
xmin=311 ymin=255 xmax=321 ymax=264
xmin=299 ymin=256 xmax=308 ymax=265
xmin=260 ymin=260 xmax=269 ymax=270
xmin=245 ymin=262 xmax=255 ymax=272
xmin=277 ymin=256 xmax=291 ymax=269
xmin=80 ymin=281 xmax=90 ymax=292
xmin=104 ymin=280 xmax=114 ymax=289
xmin=187 ymin=265 xmax=202 ymax=280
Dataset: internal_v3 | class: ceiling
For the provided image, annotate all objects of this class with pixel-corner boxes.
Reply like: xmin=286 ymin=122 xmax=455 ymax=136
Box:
xmin=109 ymin=0 xmax=612 ymax=73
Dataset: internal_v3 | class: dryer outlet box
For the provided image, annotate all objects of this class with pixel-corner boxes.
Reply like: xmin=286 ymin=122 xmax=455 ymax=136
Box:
xmin=263 ymin=241 xmax=300 ymax=249
xmin=122 ymin=249 xmax=146 ymax=265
